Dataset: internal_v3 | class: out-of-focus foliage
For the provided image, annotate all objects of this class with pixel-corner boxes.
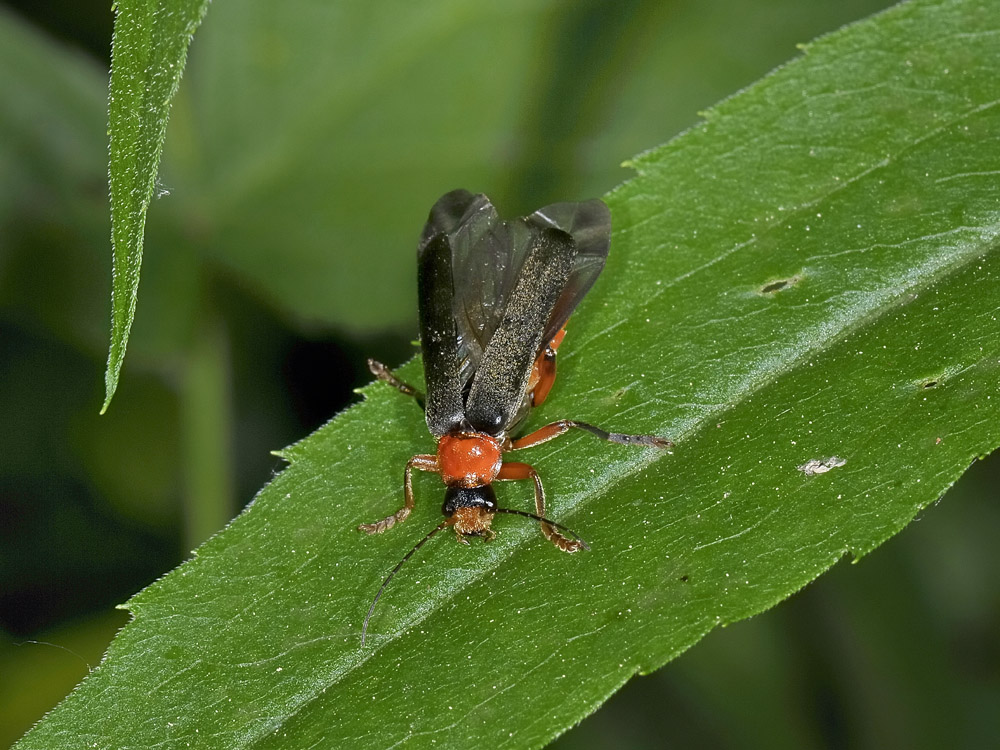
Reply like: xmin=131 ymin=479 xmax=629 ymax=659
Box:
xmin=2 ymin=0 xmax=997 ymax=748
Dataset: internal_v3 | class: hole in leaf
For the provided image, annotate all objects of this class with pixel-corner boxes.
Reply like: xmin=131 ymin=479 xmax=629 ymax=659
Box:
xmin=911 ymin=369 xmax=956 ymax=392
xmin=759 ymin=274 xmax=802 ymax=294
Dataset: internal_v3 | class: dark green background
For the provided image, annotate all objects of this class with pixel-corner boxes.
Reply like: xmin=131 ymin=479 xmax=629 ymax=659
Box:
xmin=1 ymin=1 xmax=996 ymax=747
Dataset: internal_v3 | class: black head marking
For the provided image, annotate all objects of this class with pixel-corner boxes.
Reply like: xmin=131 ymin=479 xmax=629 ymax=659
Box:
xmin=442 ymin=485 xmax=498 ymax=516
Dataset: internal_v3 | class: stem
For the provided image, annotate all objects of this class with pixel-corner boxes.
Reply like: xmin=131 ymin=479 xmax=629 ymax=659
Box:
xmin=180 ymin=313 xmax=234 ymax=550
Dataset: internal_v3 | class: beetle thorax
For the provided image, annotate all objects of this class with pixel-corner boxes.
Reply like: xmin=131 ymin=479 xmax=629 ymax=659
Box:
xmin=437 ymin=432 xmax=503 ymax=487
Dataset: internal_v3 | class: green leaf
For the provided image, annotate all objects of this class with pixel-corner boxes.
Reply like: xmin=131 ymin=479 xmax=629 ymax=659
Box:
xmin=21 ymin=0 xmax=999 ymax=747
xmin=103 ymin=0 xmax=211 ymax=412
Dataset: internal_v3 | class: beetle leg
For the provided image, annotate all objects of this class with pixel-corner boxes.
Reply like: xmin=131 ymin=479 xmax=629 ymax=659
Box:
xmin=497 ymin=461 xmax=582 ymax=553
xmin=367 ymin=359 xmax=426 ymax=411
xmin=511 ymin=420 xmax=673 ymax=451
xmin=359 ymin=454 xmax=438 ymax=534
xmin=529 ymin=327 xmax=566 ymax=408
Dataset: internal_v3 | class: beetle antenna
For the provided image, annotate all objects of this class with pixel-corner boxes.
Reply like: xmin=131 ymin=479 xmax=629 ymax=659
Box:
xmin=494 ymin=508 xmax=590 ymax=551
xmin=362 ymin=519 xmax=451 ymax=647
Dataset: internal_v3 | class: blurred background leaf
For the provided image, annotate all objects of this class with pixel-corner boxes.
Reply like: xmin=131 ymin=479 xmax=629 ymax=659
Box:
xmin=1 ymin=0 xmax=997 ymax=747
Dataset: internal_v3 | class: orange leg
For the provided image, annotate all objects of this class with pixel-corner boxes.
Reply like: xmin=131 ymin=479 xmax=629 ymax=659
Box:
xmin=511 ymin=420 xmax=673 ymax=451
xmin=359 ymin=454 xmax=437 ymax=534
xmin=529 ymin=327 xmax=567 ymax=407
xmin=497 ymin=461 xmax=582 ymax=553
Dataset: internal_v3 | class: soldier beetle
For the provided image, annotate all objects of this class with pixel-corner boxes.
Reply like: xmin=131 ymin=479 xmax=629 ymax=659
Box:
xmin=360 ymin=189 xmax=671 ymax=644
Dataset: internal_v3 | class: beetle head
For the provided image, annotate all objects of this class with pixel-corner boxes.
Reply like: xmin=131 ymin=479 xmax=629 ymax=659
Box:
xmin=443 ymin=485 xmax=497 ymax=537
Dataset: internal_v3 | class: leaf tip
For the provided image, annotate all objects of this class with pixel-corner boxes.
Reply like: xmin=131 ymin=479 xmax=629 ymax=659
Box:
xmin=101 ymin=363 xmax=120 ymax=414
